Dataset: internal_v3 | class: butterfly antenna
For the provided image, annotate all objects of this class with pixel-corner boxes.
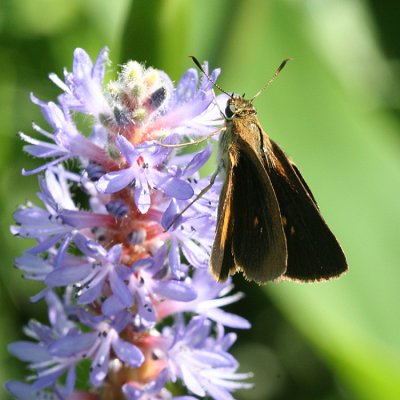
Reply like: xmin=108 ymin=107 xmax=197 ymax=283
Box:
xmin=190 ymin=56 xmax=232 ymax=98
xmin=250 ymin=58 xmax=293 ymax=102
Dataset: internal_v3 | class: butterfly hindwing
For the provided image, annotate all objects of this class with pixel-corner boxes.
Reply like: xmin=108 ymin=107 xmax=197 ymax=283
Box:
xmin=268 ymin=140 xmax=347 ymax=281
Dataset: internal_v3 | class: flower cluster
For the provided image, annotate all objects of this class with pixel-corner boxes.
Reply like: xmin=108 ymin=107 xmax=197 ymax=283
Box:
xmin=6 ymin=48 xmax=252 ymax=399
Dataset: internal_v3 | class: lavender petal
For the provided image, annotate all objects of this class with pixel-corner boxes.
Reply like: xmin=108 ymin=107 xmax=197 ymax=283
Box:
xmin=112 ymin=337 xmax=144 ymax=367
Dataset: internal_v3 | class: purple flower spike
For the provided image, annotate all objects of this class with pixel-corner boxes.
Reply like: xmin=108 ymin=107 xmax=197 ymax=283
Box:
xmin=8 ymin=48 xmax=252 ymax=400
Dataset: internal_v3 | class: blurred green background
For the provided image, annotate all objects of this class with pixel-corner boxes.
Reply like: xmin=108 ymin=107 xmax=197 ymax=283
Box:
xmin=1 ymin=0 xmax=399 ymax=399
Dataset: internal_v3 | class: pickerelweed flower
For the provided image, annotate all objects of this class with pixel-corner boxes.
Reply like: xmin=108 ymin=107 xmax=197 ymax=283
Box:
xmin=6 ymin=48 xmax=252 ymax=400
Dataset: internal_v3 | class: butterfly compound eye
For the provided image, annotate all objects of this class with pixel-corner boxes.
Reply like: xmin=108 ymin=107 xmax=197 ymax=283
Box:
xmin=225 ymin=103 xmax=235 ymax=119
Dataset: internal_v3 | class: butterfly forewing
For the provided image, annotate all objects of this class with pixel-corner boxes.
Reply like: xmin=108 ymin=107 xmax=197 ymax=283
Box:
xmin=210 ymin=168 xmax=236 ymax=282
xmin=231 ymin=142 xmax=287 ymax=282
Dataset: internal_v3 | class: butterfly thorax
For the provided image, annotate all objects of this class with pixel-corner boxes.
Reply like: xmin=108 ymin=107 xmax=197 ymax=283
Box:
xmin=219 ymin=95 xmax=265 ymax=176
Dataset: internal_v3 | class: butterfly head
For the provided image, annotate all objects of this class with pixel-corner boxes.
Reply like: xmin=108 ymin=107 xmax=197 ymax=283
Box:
xmin=225 ymin=95 xmax=257 ymax=120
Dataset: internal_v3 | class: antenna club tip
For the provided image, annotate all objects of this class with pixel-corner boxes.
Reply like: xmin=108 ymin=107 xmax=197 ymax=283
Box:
xmin=189 ymin=56 xmax=203 ymax=71
xmin=279 ymin=58 xmax=293 ymax=70
xmin=280 ymin=57 xmax=294 ymax=69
